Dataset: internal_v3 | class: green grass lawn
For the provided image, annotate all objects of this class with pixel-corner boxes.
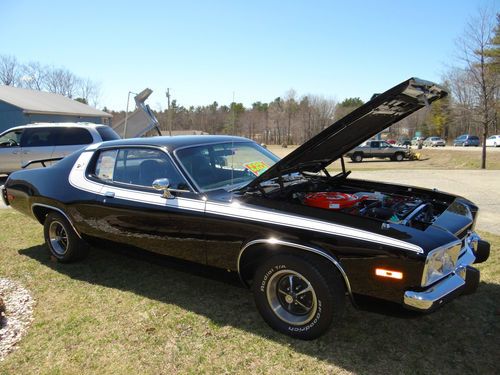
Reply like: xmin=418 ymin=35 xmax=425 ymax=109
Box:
xmin=0 ymin=209 xmax=498 ymax=374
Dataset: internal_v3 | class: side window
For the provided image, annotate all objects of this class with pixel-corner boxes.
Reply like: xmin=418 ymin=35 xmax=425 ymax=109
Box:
xmin=0 ymin=129 xmax=23 ymax=147
xmin=95 ymin=150 xmax=118 ymax=180
xmin=94 ymin=148 xmax=189 ymax=190
xmin=21 ymin=128 xmax=56 ymax=147
xmin=56 ymin=127 xmax=94 ymax=146
xmin=371 ymin=141 xmax=380 ymax=148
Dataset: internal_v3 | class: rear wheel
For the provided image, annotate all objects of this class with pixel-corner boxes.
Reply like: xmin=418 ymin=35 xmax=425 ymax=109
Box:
xmin=44 ymin=212 xmax=89 ymax=262
xmin=252 ymin=254 xmax=345 ymax=340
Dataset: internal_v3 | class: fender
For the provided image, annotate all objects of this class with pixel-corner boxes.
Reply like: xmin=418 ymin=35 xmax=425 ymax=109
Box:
xmin=31 ymin=203 xmax=82 ymax=239
xmin=237 ymin=238 xmax=353 ymax=301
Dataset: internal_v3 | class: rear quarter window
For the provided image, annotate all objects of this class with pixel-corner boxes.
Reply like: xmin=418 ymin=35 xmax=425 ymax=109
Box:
xmin=96 ymin=126 xmax=120 ymax=141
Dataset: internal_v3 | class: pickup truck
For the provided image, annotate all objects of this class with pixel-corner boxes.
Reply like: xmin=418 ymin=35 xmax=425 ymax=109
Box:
xmin=345 ymin=140 xmax=410 ymax=162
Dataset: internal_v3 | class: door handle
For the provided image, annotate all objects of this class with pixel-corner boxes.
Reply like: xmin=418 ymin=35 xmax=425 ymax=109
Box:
xmin=104 ymin=191 xmax=115 ymax=198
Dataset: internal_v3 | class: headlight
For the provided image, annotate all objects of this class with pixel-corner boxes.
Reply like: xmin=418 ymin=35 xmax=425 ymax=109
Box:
xmin=421 ymin=241 xmax=462 ymax=287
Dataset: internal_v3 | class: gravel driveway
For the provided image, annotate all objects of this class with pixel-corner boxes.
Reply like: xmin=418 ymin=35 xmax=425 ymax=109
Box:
xmin=1 ymin=171 xmax=498 ymax=234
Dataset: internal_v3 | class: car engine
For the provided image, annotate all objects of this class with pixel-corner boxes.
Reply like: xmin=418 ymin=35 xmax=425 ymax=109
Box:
xmin=297 ymin=190 xmax=438 ymax=229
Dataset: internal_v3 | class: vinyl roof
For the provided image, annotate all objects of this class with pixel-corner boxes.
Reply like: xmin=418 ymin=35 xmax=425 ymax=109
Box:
xmin=92 ymin=135 xmax=250 ymax=151
xmin=0 ymin=85 xmax=112 ymax=118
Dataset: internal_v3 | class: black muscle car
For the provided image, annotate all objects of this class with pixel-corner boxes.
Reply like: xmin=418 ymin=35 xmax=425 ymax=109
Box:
xmin=1 ymin=78 xmax=490 ymax=339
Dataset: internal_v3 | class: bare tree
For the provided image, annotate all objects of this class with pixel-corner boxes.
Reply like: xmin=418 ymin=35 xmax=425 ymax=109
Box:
xmin=456 ymin=7 xmax=497 ymax=169
xmin=77 ymin=77 xmax=101 ymax=107
xmin=0 ymin=54 xmax=21 ymax=86
xmin=45 ymin=67 xmax=78 ymax=98
xmin=20 ymin=61 xmax=48 ymax=90
xmin=443 ymin=68 xmax=476 ymax=136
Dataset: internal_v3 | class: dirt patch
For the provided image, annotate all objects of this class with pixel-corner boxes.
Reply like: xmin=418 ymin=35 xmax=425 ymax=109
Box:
xmin=0 ymin=278 xmax=35 ymax=361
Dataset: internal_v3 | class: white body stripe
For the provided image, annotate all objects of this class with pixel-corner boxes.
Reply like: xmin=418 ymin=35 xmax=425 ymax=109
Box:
xmin=68 ymin=151 xmax=423 ymax=254
xmin=205 ymin=201 xmax=423 ymax=253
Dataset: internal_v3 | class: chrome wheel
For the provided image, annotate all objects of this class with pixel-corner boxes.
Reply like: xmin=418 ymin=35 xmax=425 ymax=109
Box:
xmin=48 ymin=221 xmax=69 ymax=255
xmin=266 ymin=270 xmax=318 ymax=325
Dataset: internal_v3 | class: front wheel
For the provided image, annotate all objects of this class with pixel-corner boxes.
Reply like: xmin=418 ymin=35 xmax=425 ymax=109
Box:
xmin=252 ymin=254 xmax=345 ymax=340
xmin=352 ymin=153 xmax=363 ymax=163
xmin=44 ymin=212 xmax=89 ymax=262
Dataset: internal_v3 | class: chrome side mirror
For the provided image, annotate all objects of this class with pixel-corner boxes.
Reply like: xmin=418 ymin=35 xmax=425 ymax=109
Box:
xmin=152 ymin=178 xmax=174 ymax=199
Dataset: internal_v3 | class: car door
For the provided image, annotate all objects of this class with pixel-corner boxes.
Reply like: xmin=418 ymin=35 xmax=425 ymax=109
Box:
xmin=20 ymin=127 xmax=57 ymax=167
xmin=379 ymin=141 xmax=392 ymax=156
xmin=87 ymin=146 xmax=207 ymax=264
xmin=0 ymin=129 xmax=24 ymax=173
xmin=53 ymin=127 xmax=95 ymax=157
xmin=369 ymin=141 xmax=381 ymax=157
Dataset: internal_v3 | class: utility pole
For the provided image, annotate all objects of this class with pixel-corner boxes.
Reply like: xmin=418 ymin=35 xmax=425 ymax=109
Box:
xmin=166 ymin=88 xmax=172 ymax=136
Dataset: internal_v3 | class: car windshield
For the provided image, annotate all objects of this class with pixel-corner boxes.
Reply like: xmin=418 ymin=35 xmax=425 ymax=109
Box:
xmin=176 ymin=141 xmax=280 ymax=191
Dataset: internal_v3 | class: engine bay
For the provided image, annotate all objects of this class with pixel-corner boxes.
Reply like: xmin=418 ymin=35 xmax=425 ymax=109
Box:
xmin=268 ymin=176 xmax=451 ymax=230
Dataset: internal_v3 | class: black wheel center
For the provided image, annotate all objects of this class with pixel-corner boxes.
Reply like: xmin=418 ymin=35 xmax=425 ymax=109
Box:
xmin=276 ymin=275 xmax=314 ymax=315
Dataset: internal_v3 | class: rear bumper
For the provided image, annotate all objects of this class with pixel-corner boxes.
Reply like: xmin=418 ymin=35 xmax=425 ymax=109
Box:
xmin=403 ymin=235 xmax=489 ymax=311
xmin=1 ymin=185 xmax=9 ymax=206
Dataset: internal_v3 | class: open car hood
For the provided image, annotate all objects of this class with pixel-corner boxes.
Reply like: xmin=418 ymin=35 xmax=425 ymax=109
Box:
xmin=247 ymin=78 xmax=447 ymax=188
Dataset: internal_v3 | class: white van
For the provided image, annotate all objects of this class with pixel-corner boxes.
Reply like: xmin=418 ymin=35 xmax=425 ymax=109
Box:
xmin=0 ymin=122 xmax=120 ymax=174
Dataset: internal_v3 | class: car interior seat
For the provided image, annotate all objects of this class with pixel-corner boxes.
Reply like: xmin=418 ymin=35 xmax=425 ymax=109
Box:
xmin=138 ymin=159 xmax=168 ymax=187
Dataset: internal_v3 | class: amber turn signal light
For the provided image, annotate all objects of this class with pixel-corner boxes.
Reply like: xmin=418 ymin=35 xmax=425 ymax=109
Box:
xmin=375 ymin=268 xmax=403 ymax=280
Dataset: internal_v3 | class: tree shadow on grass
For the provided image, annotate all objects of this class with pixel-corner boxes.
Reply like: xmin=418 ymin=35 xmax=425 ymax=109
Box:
xmin=19 ymin=244 xmax=499 ymax=375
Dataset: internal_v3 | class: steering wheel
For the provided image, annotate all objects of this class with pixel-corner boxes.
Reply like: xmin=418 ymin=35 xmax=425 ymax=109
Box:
xmin=7 ymin=138 xmax=18 ymax=147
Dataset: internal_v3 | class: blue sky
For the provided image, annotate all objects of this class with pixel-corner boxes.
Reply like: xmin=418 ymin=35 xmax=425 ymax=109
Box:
xmin=0 ymin=0 xmax=498 ymax=110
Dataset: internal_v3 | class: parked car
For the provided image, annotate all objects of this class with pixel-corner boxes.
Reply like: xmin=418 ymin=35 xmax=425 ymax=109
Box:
xmin=396 ymin=137 xmax=411 ymax=147
xmin=485 ymin=135 xmax=500 ymax=147
xmin=453 ymin=134 xmax=480 ymax=147
xmin=423 ymin=136 xmax=446 ymax=147
xmin=0 ymin=123 xmax=120 ymax=175
xmin=411 ymin=136 xmax=425 ymax=146
xmin=345 ymin=140 xmax=410 ymax=162
xmin=1 ymin=78 xmax=490 ymax=340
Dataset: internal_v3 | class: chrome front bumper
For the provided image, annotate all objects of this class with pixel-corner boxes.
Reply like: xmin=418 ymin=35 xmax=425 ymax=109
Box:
xmin=403 ymin=237 xmax=483 ymax=311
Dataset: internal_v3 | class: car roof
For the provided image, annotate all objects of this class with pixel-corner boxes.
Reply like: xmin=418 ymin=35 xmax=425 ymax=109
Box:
xmin=93 ymin=135 xmax=251 ymax=151
xmin=2 ymin=122 xmax=107 ymax=133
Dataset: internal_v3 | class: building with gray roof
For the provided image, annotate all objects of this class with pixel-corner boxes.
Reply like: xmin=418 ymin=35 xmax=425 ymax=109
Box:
xmin=0 ymin=85 xmax=112 ymax=132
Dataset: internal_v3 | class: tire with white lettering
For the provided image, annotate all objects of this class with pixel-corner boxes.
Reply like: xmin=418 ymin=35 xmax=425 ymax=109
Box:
xmin=253 ymin=254 xmax=345 ymax=340
xmin=44 ymin=212 xmax=89 ymax=263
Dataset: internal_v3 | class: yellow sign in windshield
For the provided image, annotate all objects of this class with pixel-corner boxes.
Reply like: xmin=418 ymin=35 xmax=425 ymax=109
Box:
xmin=244 ymin=161 xmax=269 ymax=176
